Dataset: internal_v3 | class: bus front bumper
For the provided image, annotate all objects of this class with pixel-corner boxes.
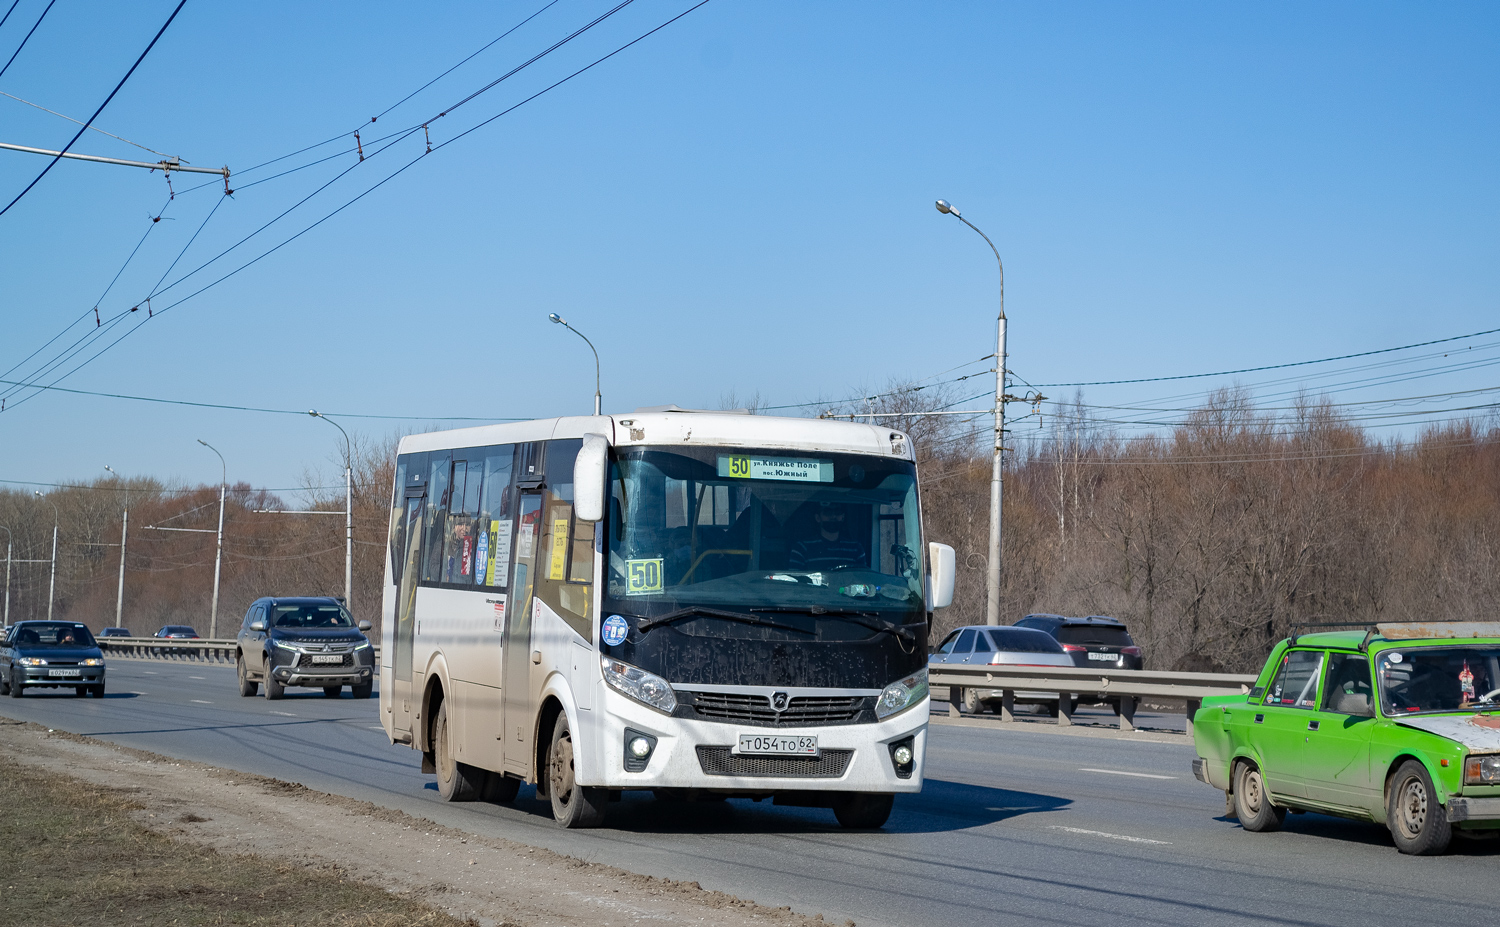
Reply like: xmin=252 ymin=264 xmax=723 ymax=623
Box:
xmin=588 ymin=690 xmax=929 ymax=793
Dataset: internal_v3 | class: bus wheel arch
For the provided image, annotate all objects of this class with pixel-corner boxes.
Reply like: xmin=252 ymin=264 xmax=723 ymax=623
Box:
xmin=419 ymin=675 xmax=446 ymax=770
xmin=534 ymin=696 xmax=565 ymax=799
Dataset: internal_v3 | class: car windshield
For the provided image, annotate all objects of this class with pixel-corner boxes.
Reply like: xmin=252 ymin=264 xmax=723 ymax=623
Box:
xmin=604 ymin=445 xmax=925 ymax=634
xmin=14 ymin=623 xmax=96 ymax=648
xmin=1377 ymin=646 xmax=1500 ymax=714
xmin=991 ymin=629 xmax=1065 ymax=653
xmin=271 ymin=604 xmax=354 ymax=629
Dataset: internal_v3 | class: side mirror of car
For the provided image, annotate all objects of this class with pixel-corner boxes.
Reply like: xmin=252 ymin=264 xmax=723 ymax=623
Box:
xmin=927 ymin=542 xmax=956 ymax=609
xmin=573 ymin=433 xmax=610 ymax=523
xmin=358 ymin=620 xmax=372 ymax=632
xmin=248 ymin=619 xmax=266 ymax=632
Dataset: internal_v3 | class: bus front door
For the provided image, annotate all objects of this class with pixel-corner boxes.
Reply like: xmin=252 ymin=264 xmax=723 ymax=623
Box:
xmin=502 ymin=491 xmax=543 ymax=777
xmin=392 ymin=491 xmax=424 ymax=738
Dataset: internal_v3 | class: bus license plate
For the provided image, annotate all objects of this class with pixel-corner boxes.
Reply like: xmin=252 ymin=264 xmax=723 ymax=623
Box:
xmin=310 ymin=654 xmax=343 ymax=664
xmin=735 ymin=734 xmax=818 ymax=757
xmin=48 ymin=669 xmax=82 ymax=677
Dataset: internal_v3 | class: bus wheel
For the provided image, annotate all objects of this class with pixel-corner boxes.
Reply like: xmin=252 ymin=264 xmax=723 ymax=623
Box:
xmin=832 ymin=792 xmax=894 ymax=829
xmin=482 ymin=771 xmax=520 ymax=803
xmin=547 ymin=714 xmax=605 ymax=828
xmin=434 ymin=702 xmax=482 ymax=802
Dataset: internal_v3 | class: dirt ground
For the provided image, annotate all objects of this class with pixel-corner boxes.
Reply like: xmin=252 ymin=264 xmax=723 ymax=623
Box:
xmin=0 ymin=719 xmax=848 ymax=927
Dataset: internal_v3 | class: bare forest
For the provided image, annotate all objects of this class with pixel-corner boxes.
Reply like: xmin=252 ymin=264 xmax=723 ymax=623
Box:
xmin=4 ymin=393 xmax=1497 ymax=673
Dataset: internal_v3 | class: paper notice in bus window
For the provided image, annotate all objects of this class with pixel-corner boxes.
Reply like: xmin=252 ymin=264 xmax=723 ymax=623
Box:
xmin=489 ymin=595 xmax=507 ymax=632
xmin=625 ymin=558 xmax=664 ymax=595
xmin=717 ymin=455 xmax=833 ymax=483
xmin=549 ymin=517 xmax=570 ymax=581
xmin=488 ymin=520 xmax=512 ymax=587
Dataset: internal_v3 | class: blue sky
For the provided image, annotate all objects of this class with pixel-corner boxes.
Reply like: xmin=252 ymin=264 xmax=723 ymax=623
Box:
xmin=2 ymin=1 xmax=1497 ymax=491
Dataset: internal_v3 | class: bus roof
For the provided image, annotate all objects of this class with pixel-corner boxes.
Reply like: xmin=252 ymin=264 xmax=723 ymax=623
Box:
xmin=397 ymin=411 xmax=915 ymax=460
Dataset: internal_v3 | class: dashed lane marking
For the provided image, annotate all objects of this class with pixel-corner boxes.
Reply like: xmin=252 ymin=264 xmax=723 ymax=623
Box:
xmin=1050 ymin=826 xmax=1171 ymax=845
xmin=189 ymin=676 xmax=205 ymax=680
xmin=190 ymin=699 xmax=212 ymax=704
xmin=269 ymin=711 xmax=297 ymax=717
xmin=1079 ymin=767 xmax=1175 ymax=779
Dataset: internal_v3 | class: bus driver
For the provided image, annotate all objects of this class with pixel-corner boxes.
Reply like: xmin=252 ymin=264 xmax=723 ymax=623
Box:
xmin=788 ymin=501 xmax=866 ymax=572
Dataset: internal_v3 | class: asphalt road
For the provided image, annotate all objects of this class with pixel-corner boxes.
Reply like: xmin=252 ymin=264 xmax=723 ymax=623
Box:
xmin=3 ymin=659 xmax=1496 ymax=927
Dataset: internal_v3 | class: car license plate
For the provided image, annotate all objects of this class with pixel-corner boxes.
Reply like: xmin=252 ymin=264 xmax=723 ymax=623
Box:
xmin=1087 ymin=652 xmax=1117 ymax=661
xmin=48 ymin=668 xmax=82 ymax=677
xmin=310 ymin=654 xmax=343 ymax=664
xmin=735 ymin=733 xmax=818 ymax=757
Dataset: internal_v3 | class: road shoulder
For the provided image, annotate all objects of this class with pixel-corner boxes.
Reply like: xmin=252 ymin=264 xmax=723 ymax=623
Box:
xmin=0 ymin=718 xmax=841 ymax=927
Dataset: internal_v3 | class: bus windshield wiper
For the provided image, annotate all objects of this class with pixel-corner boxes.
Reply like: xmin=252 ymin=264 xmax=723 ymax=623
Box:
xmin=636 ymin=607 xmax=815 ymax=635
xmin=748 ymin=606 xmax=919 ymax=642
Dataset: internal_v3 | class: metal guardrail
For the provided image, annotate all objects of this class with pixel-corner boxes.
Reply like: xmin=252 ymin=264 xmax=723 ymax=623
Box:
xmin=97 ymin=637 xmax=381 ymax=665
xmin=929 ymin=663 xmax=1257 ymax=735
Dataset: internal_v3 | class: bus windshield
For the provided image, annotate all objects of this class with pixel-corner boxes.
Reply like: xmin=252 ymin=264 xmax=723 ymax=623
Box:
xmin=605 ymin=446 xmax=925 ymax=627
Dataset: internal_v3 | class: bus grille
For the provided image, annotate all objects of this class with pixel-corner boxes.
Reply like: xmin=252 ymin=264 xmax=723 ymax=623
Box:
xmin=695 ymin=746 xmax=853 ymax=778
xmin=687 ymin=692 xmax=866 ymax=727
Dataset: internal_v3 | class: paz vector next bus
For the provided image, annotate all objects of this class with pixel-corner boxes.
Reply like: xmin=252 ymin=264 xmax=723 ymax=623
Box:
xmin=379 ymin=408 xmax=956 ymax=828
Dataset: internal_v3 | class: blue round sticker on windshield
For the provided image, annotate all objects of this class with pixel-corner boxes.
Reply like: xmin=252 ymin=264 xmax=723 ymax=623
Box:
xmin=601 ymin=615 xmax=629 ymax=647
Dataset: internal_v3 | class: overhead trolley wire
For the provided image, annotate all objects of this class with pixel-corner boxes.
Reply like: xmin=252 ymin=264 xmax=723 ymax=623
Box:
xmin=0 ymin=0 xmax=715 ymax=409
xmin=0 ymin=0 xmax=188 ymax=218
xmin=0 ymin=0 xmax=55 ymax=81
xmin=0 ymin=0 xmax=24 ymax=33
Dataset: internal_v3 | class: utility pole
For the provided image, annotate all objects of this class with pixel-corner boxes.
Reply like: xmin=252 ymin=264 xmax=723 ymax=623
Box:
xmin=33 ymin=492 xmax=59 ymax=620
xmin=548 ymin=314 xmax=603 ymax=415
xmin=198 ymin=441 xmax=227 ymax=639
xmin=936 ymin=200 xmax=1007 ymax=626
xmin=1 ymin=525 xmax=11 ymax=627
xmin=104 ymin=466 xmax=128 ymax=628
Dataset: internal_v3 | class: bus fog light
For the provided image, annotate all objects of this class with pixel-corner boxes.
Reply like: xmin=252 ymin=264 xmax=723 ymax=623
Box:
xmin=888 ymin=736 xmax=916 ymax=778
xmin=623 ymin=728 xmax=658 ymax=772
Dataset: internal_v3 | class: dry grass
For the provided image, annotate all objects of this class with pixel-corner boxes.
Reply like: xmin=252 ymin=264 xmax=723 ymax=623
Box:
xmin=0 ymin=754 xmax=475 ymax=927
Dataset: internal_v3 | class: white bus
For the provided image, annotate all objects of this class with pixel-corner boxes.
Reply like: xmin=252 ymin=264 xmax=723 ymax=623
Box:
xmin=379 ymin=409 xmax=955 ymax=828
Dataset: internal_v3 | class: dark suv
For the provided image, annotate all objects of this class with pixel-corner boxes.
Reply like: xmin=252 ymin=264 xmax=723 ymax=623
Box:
xmin=235 ymin=597 xmax=374 ymax=700
xmin=1013 ymin=614 xmax=1144 ymax=670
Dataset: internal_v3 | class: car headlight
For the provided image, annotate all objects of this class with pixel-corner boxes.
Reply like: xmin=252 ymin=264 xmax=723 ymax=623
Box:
xmin=273 ymin=639 xmax=301 ymax=651
xmin=81 ymin=658 xmax=104 ymax=666
xmin=600 ymin=656 xmax=676 ymax=714
xmin=876 ymin=668 xmax=929 ymax=720
xmin=16 ymin=657 xmax=45 ymax=666
xmin=354 ymin=640 xmax=372 ymax=650
xmin=1464 ymin=754 xmax=1500 ymax=785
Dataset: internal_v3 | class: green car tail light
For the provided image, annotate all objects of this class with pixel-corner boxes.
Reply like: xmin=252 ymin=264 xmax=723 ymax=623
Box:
xmin=1463 ymin=755 xmax=1500 ymax=785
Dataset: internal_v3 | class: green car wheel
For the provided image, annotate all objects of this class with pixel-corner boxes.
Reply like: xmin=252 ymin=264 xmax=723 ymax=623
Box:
xmin=1233 ymin=761 xmax=1286 ymax=832
xmin=1387 ymin=760 xmax=1451 ymax=855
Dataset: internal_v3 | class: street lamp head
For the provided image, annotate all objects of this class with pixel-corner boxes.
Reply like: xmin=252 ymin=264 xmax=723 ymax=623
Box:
xmin=197 ymin=439 xmax=208 ymax=447
xmin=935 ymin=199 xmax=959 ymax=217
xmin=549 ymin=313 xmax=565 ymax=325
xmin=308 ymin=409 xmax=322 ymax=418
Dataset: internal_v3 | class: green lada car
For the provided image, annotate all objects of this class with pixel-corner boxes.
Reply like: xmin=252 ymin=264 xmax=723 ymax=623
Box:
xmin=1192 ymin=623 xmax=1500 ymax=855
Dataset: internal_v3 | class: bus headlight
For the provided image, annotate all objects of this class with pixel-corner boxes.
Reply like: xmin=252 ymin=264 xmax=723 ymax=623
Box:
xmin=875 ymin=668 xmax=928 ymax=720
xmin=600 ymin=656 xmax=677 ymax=714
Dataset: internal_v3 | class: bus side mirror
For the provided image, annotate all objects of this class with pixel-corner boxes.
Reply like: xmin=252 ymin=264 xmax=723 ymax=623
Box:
xmin=928 ymin=542 xmax=955 ymax=609
xmin=574 ymin=433 xmax=610 ymax=523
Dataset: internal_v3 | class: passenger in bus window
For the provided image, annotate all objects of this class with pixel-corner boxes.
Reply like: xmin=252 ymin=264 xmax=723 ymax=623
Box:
xmin=788 ymin=502 xmax=867 ymax=571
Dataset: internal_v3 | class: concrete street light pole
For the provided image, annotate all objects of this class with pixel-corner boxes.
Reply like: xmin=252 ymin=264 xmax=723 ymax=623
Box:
xmin=936 ymin=199 xmax=1007 ymax=626
xmin=0 ymin=524 xmax=11 ymax=627
xmin=104 ymin=466 xmax=128 ymax=629
xmin=33 ymin=492 xmax=59 ymax=620
xmin=197 ymin=441 xmax=227 ymax=639
xmin=308 ymin=411 xmax=353 ymax=610
xmin=548 ymin=313 xmax=602 ymax=415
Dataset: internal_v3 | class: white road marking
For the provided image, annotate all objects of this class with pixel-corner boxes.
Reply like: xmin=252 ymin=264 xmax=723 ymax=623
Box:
xmin=1050 ymin=826 xmax=1171 ymax=845
xmin=190 ymin=699 xmax=212 ymax=704
xmin=131 ymin=691 xmax=149 ymax=696
xmin=143 ymin=671 xmax=157 ymax=675
xmin=1079 ymin=767 xmax=1175 ymax=780
xmin=189 ymin=675 xmax=205 ymax=680
xmin=270 ymin=711 xmax=297 ymax=717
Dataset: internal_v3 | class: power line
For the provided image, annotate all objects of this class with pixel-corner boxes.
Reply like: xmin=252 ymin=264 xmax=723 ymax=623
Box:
xmin=1029 ymin=327 xmax=1500 ymax=388
xmin=0 ymin=89 xmax=178 ymax=158
xmin=0 ymin=0 xmax=55 ymax=81
xmin=0 ymin=0 xmax=24 ymax=33
xmin=1 ymin=0 xmax=716 ymax=404
xmin=0 ymin=0 xmax=189 ymax=218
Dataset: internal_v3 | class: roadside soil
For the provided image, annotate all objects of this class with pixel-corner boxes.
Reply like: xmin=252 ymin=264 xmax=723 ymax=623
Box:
xmin=0 ymin=719 xmax=844 ymax=927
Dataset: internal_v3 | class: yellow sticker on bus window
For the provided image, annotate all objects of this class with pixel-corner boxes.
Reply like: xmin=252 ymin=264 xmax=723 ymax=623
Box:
xmin=625 ymin=558 xmax=664 ymax=595
xmin=549 ymin=517 xmax=570 ymax=580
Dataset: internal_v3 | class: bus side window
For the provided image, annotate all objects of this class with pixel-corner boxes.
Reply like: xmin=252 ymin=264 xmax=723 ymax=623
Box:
xmin=475 ymin=445 xmax=515 ymax=588
xmin=420 ymin=453 xmax=452 ymax=585
xmin=535 ymin=439 xmax=592 ymax=639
